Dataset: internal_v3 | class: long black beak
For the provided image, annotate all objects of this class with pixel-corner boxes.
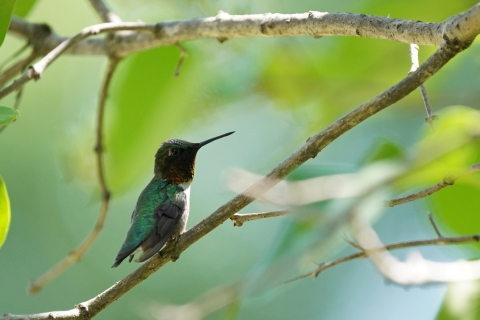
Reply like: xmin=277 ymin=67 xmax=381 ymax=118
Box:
xmin=196 ymin=131 xmax=234 ymax=149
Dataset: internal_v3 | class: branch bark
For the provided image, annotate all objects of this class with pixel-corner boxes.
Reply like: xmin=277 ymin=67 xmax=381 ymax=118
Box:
xmin=7 ymin=11 xmax=445 ymax=59
xmin=3 ymin=5 xmax=479 ymax=100
xmin=87 ymin=0 xmax=122 ymax=23
xmin=231 ymin=211 xmax=289 ymax=227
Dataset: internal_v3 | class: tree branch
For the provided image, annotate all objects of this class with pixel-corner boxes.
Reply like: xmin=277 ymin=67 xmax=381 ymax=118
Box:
xmin=87 ymin=0 xmax=122 ymax=23
xmin=227 ymin=162 xmax=480 ymax=226
xmin=0 ymin=52 xmax=37 ymax=89
xmin=427 ymin=212 xmax=444 ymax=238
xmin=230 ymin=211 xmax=289 ymax=227
xmin=7 ymin=11 xmax=445 ymax=59
xmin=351 ymin=216 xmax=480 ymax=285
xmin=173 ymin=43 xmax=187 ymax=77
xmin=409 ymin=43 xmax=437 ymax=127
xmin=27 ymin=58 xmax=120 ymax=294
xmin=286 ymin=232 xmax=480 ymax=283
xmin=3 ymin=5 xmax=479 ymax=100
xmin=386 ymin=163 xmax=480 ymax=207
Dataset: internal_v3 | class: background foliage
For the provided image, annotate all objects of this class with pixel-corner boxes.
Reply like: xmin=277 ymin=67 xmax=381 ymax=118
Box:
xmin=0 ymin=0 xmax=479 ymax=319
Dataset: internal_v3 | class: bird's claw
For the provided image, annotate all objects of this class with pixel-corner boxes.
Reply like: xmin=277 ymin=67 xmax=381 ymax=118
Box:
xmin=165 ymin=237 xmax=181 ymax=262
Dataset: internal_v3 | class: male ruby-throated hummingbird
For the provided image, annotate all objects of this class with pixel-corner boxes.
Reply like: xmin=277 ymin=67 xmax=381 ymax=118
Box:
xmin=112 ymin=131 xmax=234 ymax=268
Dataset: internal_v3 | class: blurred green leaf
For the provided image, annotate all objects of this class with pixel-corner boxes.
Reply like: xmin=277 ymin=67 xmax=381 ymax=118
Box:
xmin=395 ymin=106 xmax=480 ymax=190
xmin=0 ymin=0 xmax=15 ymax=47
xmin=0 ymin=106 xmax=19 ymax=125
xmin=223 ymin=299 xmax=241 ymax=320
xmin=270 ymin=218 xmax=318 ymax=261
xmin=12 ymin=0 xmax=37 ymax=17
xmin=359 ymin=139 xmax=405 ymax=166
xmin=428 ymin=177 xmax=480 ymax=248
xmin=106 ymin=45 xmax=206 ymax=193
xmin=437 ymin=280 xmax=480 ymax=320
xmin=0 ymin=175 xmax=11 ymax=248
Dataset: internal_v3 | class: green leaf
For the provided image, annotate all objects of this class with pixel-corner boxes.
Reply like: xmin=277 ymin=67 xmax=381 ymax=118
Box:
xmin=359 ymin=139 xmax=405 ymax=166
xmin=437 ymin=280 xmax=480 ymax=320
xmin=428 ymin=177 xmax=480 ymax=249
xmin=416 ymin=106 xmax=480 ymax=250
xmin=0 ymin=175 xmax=11 ymax=248
xmin=0 ymin=106 xmax=19 ymax=125
xmin=222 ymin=299 xmax=241 ymax=320
xmin=270 ymin=218 xmax=318 ymax=260
xmin=105 ymin=45 xmax=205 ymax=193
xmin=12 ymin=0 xmax=37 ymax=17
xmin=396 ymin=106 xmax=480 ymax=190
xmin=0 ymin=0 xmax=15 ymax=47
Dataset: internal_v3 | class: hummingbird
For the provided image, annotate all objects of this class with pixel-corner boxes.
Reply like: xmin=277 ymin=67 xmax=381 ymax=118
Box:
xmin=112 ymin=131 xmax=234 ymax=268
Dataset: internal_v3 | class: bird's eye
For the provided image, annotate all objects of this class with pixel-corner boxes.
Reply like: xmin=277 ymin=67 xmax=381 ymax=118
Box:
xmin=170 ymin=148 xmax=180 ymax=156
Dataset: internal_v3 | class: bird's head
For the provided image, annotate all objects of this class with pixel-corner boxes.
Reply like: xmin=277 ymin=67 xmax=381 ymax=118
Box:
xmin=154 ymin=132 xmax=234 ymax=186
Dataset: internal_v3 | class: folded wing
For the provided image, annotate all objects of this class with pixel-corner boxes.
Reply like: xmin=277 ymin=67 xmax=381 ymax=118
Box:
xmin=136 ymin=200 xmax=183 ymax=262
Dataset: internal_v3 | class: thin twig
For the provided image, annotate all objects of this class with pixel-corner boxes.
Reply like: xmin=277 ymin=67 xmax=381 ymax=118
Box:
xmin=230 ymin=211 xmax=289 ymax=226
xmin=341 ymin=234 xmax=364 ymax=251
xmin=0 ymin=23 xmax=139 ymax=99
xmin=0 ymin=43 xmax=29 ymax=71
xmin=28 ymin=58 xmax=120 ymax=294
xmin=7 ymin=231 xmax=480 ymax=319
xmin=174 ymin=43 xmax=188 ymax=77
xmin=228 ymin=163 xmax=480 ymax=225
xmin=0 ymin=51 xmax=37 ymax=88
xmin=408 ymin=43 xmax=420 ymax=73
xmin=428 ymin=212 xmax=444 ymax=238
xmin=419 ymin=84 xmax=437 ymax=126
xmin=286 ymin=232 xmax=480 ymax=283
xmin=87 ymin=0 xmax=122 ymax=23
xmin=226 ymin=159 xmax=480 ymax=226
xmin=409 ymin=43 xmax=437 ymax=127
xmin=351 ymin=215 xmax=480 ymax=285
xmin=0 ymin=53 xmax=34 ymax=134
xmin=386 ymin=163 xmax=480 ymax=207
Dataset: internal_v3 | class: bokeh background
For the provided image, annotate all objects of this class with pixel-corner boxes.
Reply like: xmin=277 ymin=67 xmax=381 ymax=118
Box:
xmin=1 ymin=0 xmax=480 ymax=319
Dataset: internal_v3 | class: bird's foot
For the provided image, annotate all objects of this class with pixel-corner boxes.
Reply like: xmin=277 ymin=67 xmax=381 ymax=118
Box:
xmin=165 ymin=236 xmax=182 ymax=262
